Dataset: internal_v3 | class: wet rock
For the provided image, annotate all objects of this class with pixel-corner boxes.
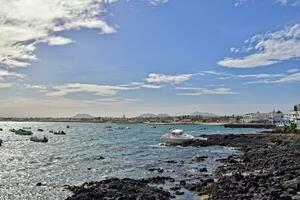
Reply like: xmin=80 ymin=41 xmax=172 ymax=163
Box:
xmin=65 ymin=177 xmax=172 ymax=200
xmin=149 ymin=168 xmax=164 ymax=173
xmin=192 ymin=155 xmax=208 ymax=162
xmin=183 ymin=133 xmax=300 ymax=200
xmin=280 ymin=193 xmax=293 ymax=200
xmin=179 ymin=180 xmax=186 ymax=186
xmin=199 ymin=168 xmax=208 ymax=173
xmin=36 ymin=182 xmax=46 ymax=186
xmin=282 ymin=178 xmax=300 ymax=190
xmin=94 ymin=156 xmax=105 ymax=160
xmin=165 ymin=160 xmax=177 ymax=164
xmin=170 ymin=186 xmax=180 ymax=191
xmin=175 ymin=191 xmax=184 ymax=195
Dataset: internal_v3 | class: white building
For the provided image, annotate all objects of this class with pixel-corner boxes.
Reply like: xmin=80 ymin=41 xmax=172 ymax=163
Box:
xmin=242 ymin=112 xmax=270 ymax=123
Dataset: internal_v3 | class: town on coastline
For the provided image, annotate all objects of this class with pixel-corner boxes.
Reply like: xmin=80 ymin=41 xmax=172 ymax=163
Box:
xmin=1 ymin=104 xmax=299 ymax=130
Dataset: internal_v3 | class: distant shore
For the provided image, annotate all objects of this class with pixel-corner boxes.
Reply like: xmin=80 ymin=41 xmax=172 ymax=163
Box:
xmin=144 ymin=122 xmax=226 ymax=125
xmin=0 ymin=118 xmax=227 ymax=125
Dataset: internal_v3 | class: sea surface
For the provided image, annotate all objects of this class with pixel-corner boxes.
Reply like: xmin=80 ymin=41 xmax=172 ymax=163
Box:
xmin=0 ymin=122 xmax=263 ymax=200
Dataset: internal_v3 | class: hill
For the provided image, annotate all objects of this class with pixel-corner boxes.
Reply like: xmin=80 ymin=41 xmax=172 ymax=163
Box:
xmin=189 ymin=111 xmax=217 ymax=117
xmin=73 ymin=114 xmax=94 ymax=119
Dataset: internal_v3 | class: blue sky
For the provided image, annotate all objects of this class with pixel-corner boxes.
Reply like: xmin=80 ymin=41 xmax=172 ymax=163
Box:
xmin=0 ymin=0 xmax=299 ymax=117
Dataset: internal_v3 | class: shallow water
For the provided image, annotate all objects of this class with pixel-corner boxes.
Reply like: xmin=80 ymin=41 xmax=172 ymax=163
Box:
xmin=0 ymin=122 xmax=262 ymax=199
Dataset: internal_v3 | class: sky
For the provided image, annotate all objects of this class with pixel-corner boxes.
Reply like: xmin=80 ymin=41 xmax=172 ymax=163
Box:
xmin=0 ymin=0 xmax=299 ymax=117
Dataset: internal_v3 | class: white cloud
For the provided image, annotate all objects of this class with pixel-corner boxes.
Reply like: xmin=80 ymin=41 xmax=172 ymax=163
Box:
xmin=0 ymin=83 xmax=12 ymax=89
xmin=24 ymin=84 xmax=47 ymax=90
xmin=0 ymin=82 xmax=12 ymax=89
xmin=0 ymin=0 xmax=116 ymax=68
xmin=119 ymin=82 xmax=164 ymax=89
xmin=237 ymin=73 xmax=284 ymax=79
xmin=45 ymin=36 xmax=74 ymax=46
xmin=146 ymin=0 xmax=169 ymax=5
xmin=287 ymin=68 xmax=299 ymax=73
xmin=273 ymin=72 xmax=300 ymax=83
xmin=145 ymin=73 xmax=192 ymax=84
xmin=141 ymin=84 xmax=164 ymax=89
xmin=218 ymin=24 xmax=300 ymax=68
xmin=0 ymin=69 xmax=25 ymax=79
xmin=245 ymin=71 xmax=300 ymax=84
xmin=236 ymin=0 xmax=300 ymax=6
xmin=234 ymin=0 xmax=248 ymax=7
xmin=46 ymin=83 xmax=138 ymax=97
xmin=275 ymin=0 xmax=300 ymax=5
xmin=176 ymin=87 xmax=239 ymax=96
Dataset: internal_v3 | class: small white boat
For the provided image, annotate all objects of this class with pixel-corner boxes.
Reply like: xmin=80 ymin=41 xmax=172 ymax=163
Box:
xmin=160 ymin=129 xmax=195 ymax=145
xmin=30 ymin=136 xmax=48 ymax=143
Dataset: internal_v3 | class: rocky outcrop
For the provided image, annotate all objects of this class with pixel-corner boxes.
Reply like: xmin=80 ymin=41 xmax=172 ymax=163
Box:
xmin=65 ymin=177 xmax=175 ymax=200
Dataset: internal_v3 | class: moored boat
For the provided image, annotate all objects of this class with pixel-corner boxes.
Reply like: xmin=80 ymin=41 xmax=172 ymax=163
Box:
xmin=53 ymin=131 xmax=66 ymax=135
xmin=15 ymin=129 xmax=33 ymax=135
xmin=30 ymin=136 xmax=48 ymax=143
xmin=160 ymin=129 xmax=195 ymax=145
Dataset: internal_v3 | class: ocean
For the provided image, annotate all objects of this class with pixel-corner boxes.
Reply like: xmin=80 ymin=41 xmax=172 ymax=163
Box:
xmin=0 ymin=122 xmax=263 ymax=199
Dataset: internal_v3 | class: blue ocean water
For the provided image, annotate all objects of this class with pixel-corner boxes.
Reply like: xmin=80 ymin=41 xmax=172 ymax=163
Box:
xmin=0 ymin=122 xmax=263 ymax=199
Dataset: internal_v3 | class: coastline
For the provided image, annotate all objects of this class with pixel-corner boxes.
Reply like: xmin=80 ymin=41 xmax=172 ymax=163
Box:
xmin=144 ymin=122 xmax=226 ymax=125
xmin=65 ymin=133 xmax=300 ymax=199
xmin=184 ymin=133 xmax=300 ymax=199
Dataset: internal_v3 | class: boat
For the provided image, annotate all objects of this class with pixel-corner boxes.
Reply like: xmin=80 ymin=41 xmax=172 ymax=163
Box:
xmin=160 ymin=129 xmax=195 ymax=145
xmin=37 ymin=128 xmax=44 ymax=132
xmin=23 ymin=127 xmax=31 ymax=129
xmin=9 ymin=129 xmax=16 ymax=133
xmin=66 ymin=125 xmax=70 ymax=128
xmin=0 ymin=128 xmax=3 ymax=131
xmin=15 ymin=129 xmax=33 ymax=135
xmin=53 ymin=131 xmax=66 ymax=135
xmin=0 ymin=139 xmax=2 ymax=146
xmin=30 ymin=136 xmax=48 ymax=143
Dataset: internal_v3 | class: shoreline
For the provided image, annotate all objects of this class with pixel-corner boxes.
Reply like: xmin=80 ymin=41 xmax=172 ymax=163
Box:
xmin=144 ymin=122 xmax=226 ymax=125
xmin=65 ymin=133 xmax=300 ymax=199
xmin=0 ymin=120 xmax=226 ymax=125
xmin=184 ymin=133 xmax=300 ymax=199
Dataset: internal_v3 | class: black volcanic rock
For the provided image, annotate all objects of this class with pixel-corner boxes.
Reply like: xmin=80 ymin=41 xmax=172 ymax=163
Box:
xmin=65 ymin=177 xmax=174 ymax=200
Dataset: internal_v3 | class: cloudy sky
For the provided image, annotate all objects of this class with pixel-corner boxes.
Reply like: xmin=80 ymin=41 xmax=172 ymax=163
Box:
xmin=0 ymin=0 xmax=299 ymax=117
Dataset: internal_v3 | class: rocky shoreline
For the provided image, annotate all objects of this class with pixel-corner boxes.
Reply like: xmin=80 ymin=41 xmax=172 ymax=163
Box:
xmin=65 ymin=133 xmax=300 ymax=200
xmin=186 ymin=133 xmax=300 ymax=199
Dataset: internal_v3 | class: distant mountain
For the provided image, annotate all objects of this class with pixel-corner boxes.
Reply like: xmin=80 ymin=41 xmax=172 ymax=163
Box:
xmin=189 ymin=111 xmax=217 ymax=117
xmin=73 ymin=114 xmax=94 ymax=119
xmin=138 ymin=113 xmax=157 ymax=118
xmin=138 ymin=113 xmax=169 ymax=118
xmin=157 ymin=113 xmax=169 ymax=118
